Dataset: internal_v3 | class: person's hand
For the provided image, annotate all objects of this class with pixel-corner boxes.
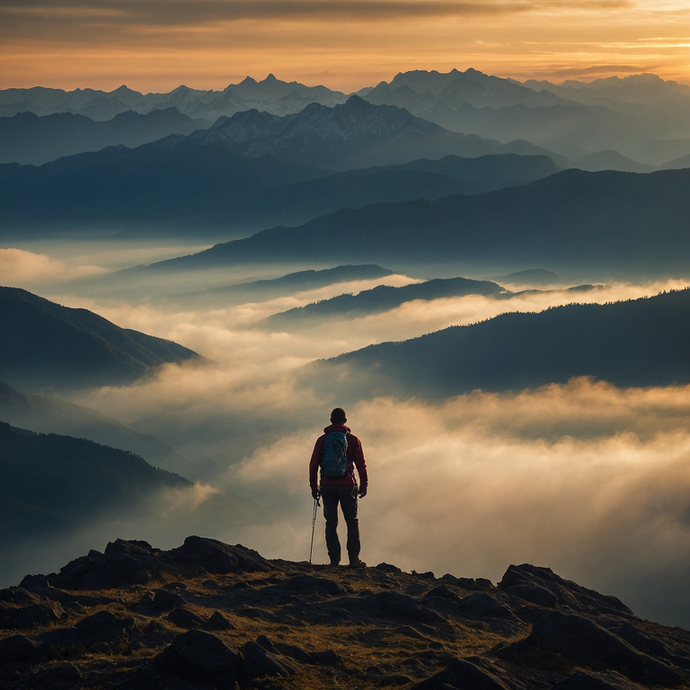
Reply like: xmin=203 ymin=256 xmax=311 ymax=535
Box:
xmin=358 ymin=486 xmax=367 ymax=499
xmin=311 ymin=488 xmax=319 ymax=500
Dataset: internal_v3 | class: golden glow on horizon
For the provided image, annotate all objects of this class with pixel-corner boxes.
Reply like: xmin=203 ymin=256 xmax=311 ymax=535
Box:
xmin=0 ymin=0 xmax=689 ymax=91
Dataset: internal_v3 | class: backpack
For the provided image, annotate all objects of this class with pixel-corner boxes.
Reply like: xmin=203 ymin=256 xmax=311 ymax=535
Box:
xmin=320 ymin=431 xmax=350 ymax=479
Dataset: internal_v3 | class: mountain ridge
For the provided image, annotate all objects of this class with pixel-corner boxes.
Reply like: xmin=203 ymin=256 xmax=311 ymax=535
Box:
xmin=1 ymin=535 xmax=688 ymax=689
xmin=0 ymin=422 xmax=191 ymax=548
xmin=190 ymin=95 xmax=564 ymax=170
xmin=0 ymin=381 xmax=187 ymax=472
xmin=0 ymin=107 xmax=211 ymax=165
xmin=0 ymin=287 xmax=203 ymax=392
xmin=302 ymin=289 xmax=690 ymax=401
xmin=143 ymin=167 xmax=690 ymax=274
xmin=0 ymin=142 xmax=562 ymax=238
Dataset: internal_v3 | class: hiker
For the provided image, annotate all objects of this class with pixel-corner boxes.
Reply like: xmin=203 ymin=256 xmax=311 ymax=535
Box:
xmin=309 ymin=407 xmax=368 ymax=567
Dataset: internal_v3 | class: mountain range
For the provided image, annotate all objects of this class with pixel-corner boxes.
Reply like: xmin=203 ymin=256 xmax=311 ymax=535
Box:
xmin=189 ymin=95 xmax=563 ymax=170
xmin=0 ymin=422 xmax=190 ymax=546
xmin=0 ymin=99 xmax=563 ymax=237
xmin=4 ymin=69 xmax=689 ymax=171
xmin=0 ymin=287 xmax=202 ymax=392
xmin=0 ymin=107 xmax=211 ymax=166
xmin=0 ymin=74 xmax=347 ymax=121
xmin=302 ymin=289 xmax=690 ymax=401
xmin=144 ymin=166 xmax=690 ymax=276
xmin=0 ymin=381 xmax=187 ymax=473
xmin=358 ymin=69 xmax=690 ymax=163
xmin=200 ymin=264 xmax=396 ymax=305
xmin=263 ymin=277 xmax=505 ymax=328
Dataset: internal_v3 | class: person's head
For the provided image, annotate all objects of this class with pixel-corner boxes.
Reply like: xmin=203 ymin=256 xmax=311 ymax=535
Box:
xmin=330 ymin=407 xmax=347 ymax=425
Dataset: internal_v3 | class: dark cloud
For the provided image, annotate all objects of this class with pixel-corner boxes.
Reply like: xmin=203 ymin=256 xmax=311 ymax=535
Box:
xmin=1 ymin=0 xmax=635 ymax=35
xmin=0 ymin=0 xmax=534 ymax=28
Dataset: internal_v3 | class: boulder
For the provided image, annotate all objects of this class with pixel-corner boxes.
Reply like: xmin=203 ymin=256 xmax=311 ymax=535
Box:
xmin=168 ymin=608 xmax=206 ymax=629
xmin=0 ymin=602 xmax=65 ymax=629
xmin=412 ymin=657 xmax=512 ymax=689
xmin=0 ymin=587 xmax=41 ymax=606
xmin=503 ymin=583 xmax=558 ymax=608
xmin=50 ymin=540 xmax=166 ymax=590
xmin=0 ymin=634 xmax=45 ymax=664
xmin=499 ymin=565 xmax=632 ymax=617
xmin=169 ymin=536 xmax=273 ymax=574
xmin=155 ymin=629 xmax=240 ymax=689
xmin=457 ymin=592 xmax=516 ymax=620
xmin=500 ymin=611 xmax=683 ymax=688
xmin=281 ymin=574 xmax=344 ymax=595
xmin=376 ymin=591 xmax=420 ymax=617
xmin=39 ymin=610 xmax=136 ymax=655
xmin=242 ymin=640 xmax=299 ymax=680
xmin=424 ymin=585 xmax=459 ymax=600
xmin=209 ymin=611 xmax=235 ymax=630
xmin=153 ymin=588 xmax=187 ymax=611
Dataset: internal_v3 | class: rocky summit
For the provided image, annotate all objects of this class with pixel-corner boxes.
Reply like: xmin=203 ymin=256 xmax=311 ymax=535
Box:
xmin=1 ymin=537 xmax=689 ymax=690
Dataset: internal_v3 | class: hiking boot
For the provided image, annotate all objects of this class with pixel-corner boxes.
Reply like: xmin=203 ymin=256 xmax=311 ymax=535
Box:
xmin=328 ymin=558 xmax=340 ymax=567
xmin=349 ymin=556 xmax=366 ymax=568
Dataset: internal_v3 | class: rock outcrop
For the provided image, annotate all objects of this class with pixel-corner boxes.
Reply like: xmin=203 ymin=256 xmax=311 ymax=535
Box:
xmin=1 ymin=537 xmax=689 ymax=689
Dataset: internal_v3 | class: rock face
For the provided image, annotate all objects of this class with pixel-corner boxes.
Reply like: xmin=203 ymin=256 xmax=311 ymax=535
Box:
xmin=1 ymin=539 xmax=689 ymax=690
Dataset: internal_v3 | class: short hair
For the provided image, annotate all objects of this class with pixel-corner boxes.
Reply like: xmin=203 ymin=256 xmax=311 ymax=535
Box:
xmin=330 ymin=407 xmax=347 ymax=424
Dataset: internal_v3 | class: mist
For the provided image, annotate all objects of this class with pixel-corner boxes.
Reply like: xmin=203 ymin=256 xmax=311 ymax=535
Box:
xmin=5 ymin=239 xmax=690 ymax=628
xmin=18 ymin=377 xmax=690 ymax=629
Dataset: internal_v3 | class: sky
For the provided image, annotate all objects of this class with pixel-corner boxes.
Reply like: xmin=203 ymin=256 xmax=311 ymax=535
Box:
xmin=1 ymin=0 xmax=690 ymax=92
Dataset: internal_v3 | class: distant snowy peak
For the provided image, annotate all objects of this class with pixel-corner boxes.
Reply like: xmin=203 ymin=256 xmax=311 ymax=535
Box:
xmin=280 ymin=96 xmax=439 ymax=139
xmin=0 ymin=75 xmax=348 ymax=120
xmin=197 ymin=96 xmax=439 ymax=152
xmin=363 ymin=67 xmax=566 ymax=111
xmin=205 ymin=109 xmax=281 ymax=144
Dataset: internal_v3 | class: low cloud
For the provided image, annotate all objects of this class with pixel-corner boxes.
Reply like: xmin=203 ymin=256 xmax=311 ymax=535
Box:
xmin=227 ymin=381 xmax=690 ymax=627
xmin=33 ymin=275 xmax=690 ymax=628
xmin=0 ymin=248 xmax=106 ymax=288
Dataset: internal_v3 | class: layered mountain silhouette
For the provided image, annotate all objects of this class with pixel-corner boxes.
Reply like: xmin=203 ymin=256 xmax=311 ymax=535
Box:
xmin=147 ymin=167 xmax=690 ymax=275
xmin=201 ymin=264 xmax=396 ymax=305
xmin=0 ymin=287 xmax=203 ymax=392
xmin=0 ymin=422 xmax=190 ymax=546
xmin=574 ymin=149 xmax=656 ymax=173
xmin=0 ymin=74 xmax=347 ymax=120
xmin=0 ymin=108 xmax=211 ymax=166
xmin=361 ymin=69 xmax=690 ymax=165
xmin=523 ymin=73 xmax=690 ymax=115
xmin=4 ymin=69 xmax=688 ymax=171
xmin=359 ymin=67 xmax=569 ymax=110
xmin=0 ymin=143 xmax=561 ymax=237
xmin=2 ymin=536 xmax=689 ymax=688
xmin=418 ymin=102 xmax=646 ymax=162
xmin=191 ymin=95 xmax=564 ymax=170
xmin=303 ymin=290 xmax=690 ymax=400
xmin=264 ymin=277 xmax=505 ymax=328
xmin=0 ymin=381 xmax=186 ymax=471
xmin=662 ymin=152 xmax=690 ymax=170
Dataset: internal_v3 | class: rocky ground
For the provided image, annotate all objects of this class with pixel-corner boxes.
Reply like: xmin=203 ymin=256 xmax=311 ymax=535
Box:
xmin=1 ymin=536 xmax=690 ymax=689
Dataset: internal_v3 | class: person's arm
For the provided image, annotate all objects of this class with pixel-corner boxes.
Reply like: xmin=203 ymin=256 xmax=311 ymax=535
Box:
xmin=351 ymin=436 xmax=368 ymax=497
xmin=309 ymin=437 xmax=323 ymax=499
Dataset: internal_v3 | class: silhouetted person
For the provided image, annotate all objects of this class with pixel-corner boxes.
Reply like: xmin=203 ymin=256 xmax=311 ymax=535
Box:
xmin=309 ymin=407 xmax=368 ymax=567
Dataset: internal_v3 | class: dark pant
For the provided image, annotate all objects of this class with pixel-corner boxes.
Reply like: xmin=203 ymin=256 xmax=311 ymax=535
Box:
xmin=321 ymin=483 xmax=360 ymax=564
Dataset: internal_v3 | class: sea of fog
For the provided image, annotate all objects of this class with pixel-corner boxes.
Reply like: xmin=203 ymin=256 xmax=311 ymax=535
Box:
xmin=3 ymin=240 xmax=690 ymax=628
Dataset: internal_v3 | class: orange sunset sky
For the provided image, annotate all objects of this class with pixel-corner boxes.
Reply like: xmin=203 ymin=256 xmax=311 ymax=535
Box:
xmin=1 ymin=0 xmax=689 ymax=92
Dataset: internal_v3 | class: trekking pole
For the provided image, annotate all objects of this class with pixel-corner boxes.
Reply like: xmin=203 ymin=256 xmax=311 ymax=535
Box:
xmin=309 ymin=490 xmax=320 ymax=565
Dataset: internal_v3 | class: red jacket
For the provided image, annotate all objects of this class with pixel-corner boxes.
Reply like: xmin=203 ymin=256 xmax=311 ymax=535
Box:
xmin=309 ymin=423 xmax=368 ymax=490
